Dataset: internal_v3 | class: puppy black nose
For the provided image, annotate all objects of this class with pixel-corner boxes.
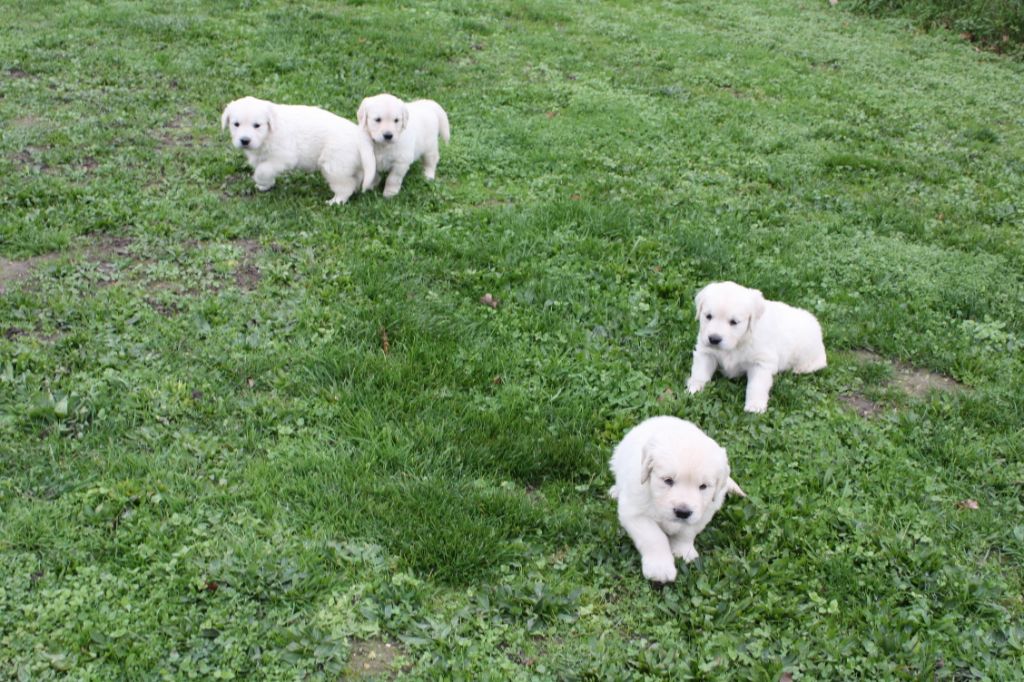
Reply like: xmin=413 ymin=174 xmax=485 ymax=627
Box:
xmin=383 ymin=132 xmax=393 ymax=141
xmin=708 ymin=334 xmax=722 ymax=346
xmin=674 ymin=508 xmax=693 ymax=520
xmin=240 ymin=137 xmax=250 ymax=146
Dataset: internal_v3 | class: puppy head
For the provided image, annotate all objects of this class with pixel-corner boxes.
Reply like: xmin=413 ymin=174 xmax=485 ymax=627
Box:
xmin=357 ymin=93 xmax=409 ymax=144
xmin=640 ymin=424 xmax=732 ymax=527
xmin=694 ymin=281 xmax=766 ymax=352
xmin=221 ymin=96 xmax=274 ymax=151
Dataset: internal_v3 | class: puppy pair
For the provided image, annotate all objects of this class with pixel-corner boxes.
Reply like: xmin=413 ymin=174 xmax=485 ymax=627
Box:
xmin=611 ymin=284 xmax=826 ymax=583
xmin=221 ymin=93 xmax=449 ymax=203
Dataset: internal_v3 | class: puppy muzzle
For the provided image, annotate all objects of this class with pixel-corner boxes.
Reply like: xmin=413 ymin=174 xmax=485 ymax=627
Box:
xmin=673 ymin=507 xmax=694 ymax=521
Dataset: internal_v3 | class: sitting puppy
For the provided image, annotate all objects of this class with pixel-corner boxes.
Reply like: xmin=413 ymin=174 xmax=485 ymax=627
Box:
xmin=610 ymin=416 xmax=745 ymax=585
xmin=686 ymin=281 xmax=827 ymax=413
xmin=357 ymin=93 xmax=450 ymax=198
xmin=221 ymin=96 xmax=375 ymax=205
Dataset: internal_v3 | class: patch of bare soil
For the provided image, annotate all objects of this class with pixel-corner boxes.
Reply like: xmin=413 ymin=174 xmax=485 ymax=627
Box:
xmin=852 ymin=350 xmax=963 ymax=398
xmin=2 ymin=234 xmax=262 ymax=305
xmin=346 ymin=639 xmax=405 ymax=679
xmin=158 ymin=108 xmax=200 ymax=149
xmin=838 ymin=392 xmax=882 ymax=418
xmin=10 ymin=115 xmax=43 ymax=128
xmin=232 ymin=238 xmax=262 ymax=291
xmin=841 ymin=350 xmax=963 ymax=418
xmin=12 ymin=146 xmax=52 ymax=173
xmin=0 ymin=253 xmax=61 ymax=294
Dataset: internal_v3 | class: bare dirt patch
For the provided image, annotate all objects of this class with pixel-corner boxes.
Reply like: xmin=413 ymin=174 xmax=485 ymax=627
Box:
xmin=232 ymin=238 xmax=262 ymax=291
xmin=839 ymin=392 xmax=882 ymax=418
xmin=346 ymin=638 xmax=405 ymax=679
xmin=12 ymin=146 xmax=52 ymax=173
xmin=11 ymin=115 xmax=43 ymax=128
xmin=158 ymin=108 xmax=200 ymax=149
xmin=0 ymin=253 xmax=61 ymax=294
xmin=841 ymin=351 xmax=963 ymax=418
xmin=852 ymin=350 xmax=963 ymax=398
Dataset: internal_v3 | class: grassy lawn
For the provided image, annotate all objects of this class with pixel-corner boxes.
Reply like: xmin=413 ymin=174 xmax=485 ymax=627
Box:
xmin=2 ymin=0 xmax=1023 ymax=678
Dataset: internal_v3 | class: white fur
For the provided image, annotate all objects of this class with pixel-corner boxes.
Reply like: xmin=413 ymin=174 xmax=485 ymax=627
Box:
xmin=356 ymin=93 xmax=450 ymax=198
xmin=609 ymin=416 xmax=745 ymax=584
xmin=686 ymin=281 xmax=827 ymax=413
xmin=221 ymin=96 xmax=376 ymax=205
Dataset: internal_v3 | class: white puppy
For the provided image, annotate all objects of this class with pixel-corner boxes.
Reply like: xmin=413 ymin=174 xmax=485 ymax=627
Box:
xmin=686 ymin=281 xmax=827 ymax=413
xmin=609 ymin=416 xmax=745 ymax=584
xmin=221 ymin=96 xmax=376 ymax=205
xmin=357 ymin=93 xmax=450 ymax=198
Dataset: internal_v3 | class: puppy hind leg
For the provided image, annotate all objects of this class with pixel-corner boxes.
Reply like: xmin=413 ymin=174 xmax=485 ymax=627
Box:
xmin=796 ymin=348 xmax=828 ymax=374
xmin=421 ymin=147 xmax=440 ymax=180
xmin=325 ymin=175 xmax=358 ymax=205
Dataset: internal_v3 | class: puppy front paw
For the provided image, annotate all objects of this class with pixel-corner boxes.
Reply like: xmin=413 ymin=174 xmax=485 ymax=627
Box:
xmin=255 ymin=183 xmax=274 ymax=192
xmin=744 ymin=399 xmax=768 ymax=413
xmin=382 ymin=187 xmax=400 ymax=198
xmin=686 ymin=376 xmax=706 ymax=394
xmin=641 ymin=555 xmax=677 ymax=584
xmin=673 ymin=543 xmax=699 ymax=563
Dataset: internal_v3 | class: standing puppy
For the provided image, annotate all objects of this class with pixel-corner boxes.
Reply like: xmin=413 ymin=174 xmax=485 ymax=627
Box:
xmin=357 ymin=93 xmax=450 ymax=198
xmin=686 ymin=281 xmax=827 ymax=413
xmin=221 ymin=96 xmax=376 ymax=205
xmin=610 ymin=416 xmax=745 ymax=585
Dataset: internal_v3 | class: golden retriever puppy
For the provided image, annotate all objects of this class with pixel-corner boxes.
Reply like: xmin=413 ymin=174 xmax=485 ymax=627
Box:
xmin=609 ymin=416 xmax=746 ymax=585
xmin=686 ymin=281 xmax=827 ymax=413
xmin=356 ymin=93 xmax=450 ymax=198
xmin=221 ymin=96 xmax=375 ymax=205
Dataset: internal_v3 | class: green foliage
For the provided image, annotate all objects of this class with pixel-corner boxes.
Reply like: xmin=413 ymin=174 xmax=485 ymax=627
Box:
xmin=846 ymin=0 xmax=1024 ymax=52
xmin=1 ymin=0 xmax=1023 ymax=678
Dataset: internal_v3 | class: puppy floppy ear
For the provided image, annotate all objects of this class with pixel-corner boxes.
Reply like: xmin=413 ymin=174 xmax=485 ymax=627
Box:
xmin=748 ymin=289 xmax=767 ymax=329
xmin=640 ymin=444 xmax=656 ymax=485
xmin=400 ymin=102 xmax=409 ymax=132
xmin=357 ymin=100 xmax=369 ymax=130
xmin=694 ymin=284 xmax=711 ymax=321
xmin=220 ymin=103 xmax=231 ymax=130
xmin=264 ymin=103 xmax=276 ymax=133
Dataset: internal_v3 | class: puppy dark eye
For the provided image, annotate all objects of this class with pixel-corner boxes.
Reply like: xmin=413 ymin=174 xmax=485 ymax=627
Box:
xmin=699 ymin=483 xmax=708 ymax=490
xmin=704 ymin=313 xmax=712 ymax=320
xmin=374 ymin=117 xmax=381 ymax=123
xmin=253 ymin=123 xmax=260 ymax=129
xmin=729 ymin=319 xmax=739 ymax=326
xmin=663 ymin=478 xmax=674 ymax=487
xmin=394 ymin=118 xmax=400 ymax=123
xmin=233 ymin=122 xmax=240 ymax=127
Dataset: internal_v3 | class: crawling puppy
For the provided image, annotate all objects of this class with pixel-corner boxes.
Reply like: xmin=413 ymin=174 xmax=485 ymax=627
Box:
xmin=686 ymin=281 xmax=827 ymax=413
xmin=357 ymin=93 xmax=450 ymax=198
xmin=610 ymin=416 xmax=745 ymax=585
xmin=221 ymin=96 xmax=375 ymax=205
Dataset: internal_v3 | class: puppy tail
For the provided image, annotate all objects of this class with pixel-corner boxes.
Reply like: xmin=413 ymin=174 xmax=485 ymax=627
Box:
xmin=726 ymin=478 xmax=747 ymax=498
xmin=435 ymin=103 xmax=451 ymax=143
xmin=358 ymin=133 xmax=376 ymax=193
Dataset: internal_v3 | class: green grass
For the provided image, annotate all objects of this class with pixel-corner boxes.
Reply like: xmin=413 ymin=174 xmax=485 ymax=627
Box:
xmin=2 ymin=0 xmax=1023 ymax=678
xmin=847 ymin=0 xmax=1024 ymax=52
